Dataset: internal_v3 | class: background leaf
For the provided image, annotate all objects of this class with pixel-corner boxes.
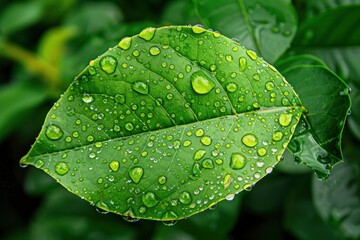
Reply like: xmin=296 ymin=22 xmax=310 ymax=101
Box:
xmin=276 ymin=55 xmax=351 ymax=178
xmin=194 ymin=0 xmax=297 ymax=63
xmin=20 ymin=25 xmax=303 ymax=221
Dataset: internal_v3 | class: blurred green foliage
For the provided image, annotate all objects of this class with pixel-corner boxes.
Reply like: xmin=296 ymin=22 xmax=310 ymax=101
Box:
xmin=0 ymin=0 xmax=359 ymax=239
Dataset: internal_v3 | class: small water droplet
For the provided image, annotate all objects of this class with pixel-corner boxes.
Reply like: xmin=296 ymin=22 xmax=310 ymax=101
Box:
xmin=142 ymin=191 xmax=158 ymax=207
xmin=265 ymin=81 xmax=275 ymax=91
xmin=35 ymin=160 xmax=44 ymax=168
xmin=179 ymin=191 xmax=192 ymax=205
xmin=257 ymin=148 xmax=267 ymax=157
xmin=162 ymin=211 xmax=179 ymax=222
xmin=243 ymin=183 xmax=253 ymax=191
xmin=246 ymin=50 xmax=258 ymax=60
xmin=226 ymin=82 xmax=238 ymax=92
xmin=109 ymin=160 xmax=119 ymax=171
xmin=125 ymin=122 xmax=134 ymax=131
xmin=225 ymin=193 xmax=235 ymax=201
xmin=201 ymin=158 xmax=214 ymax=169
xmin=200 ymin=136 xmax=212 ymax=146
xmin=132 ymin=81 xmax=149 ymax=95
xmin=45 ymin=124 xmax=64 ymax=140
xmin=239 ymin=57 xmax=247 ymax=72
xmin=55 ymin=162 xmax=69 ymax=175
xmin=230 ymin=153 xmax=246 ymax=169
xmin=95 ymin=201 xmax=109 ymax=214
xmin=139 ymin=27 xmax=156 ymax=41
xmin=158 ymin=176 xmax=167 ymax=184
xmin=191 ymin=71 xmax=215 ymax=94
xmin=149 ymin=46 xmax=161 ymax=56
xmin=88 ymin=66 xmax=96 ymax=75
xmin=241 ymin=134 xmax=258 ymax=147
xmin=115 ymin=94 xmax=125 ymax=104
xmin=272 ymin=131 xmax=283 ymax=141
xmin=118 ymin=37 xmax=132 ymax=50
xmin=192 ymin=26 xmax=205 ymax=34
xmin=195 ymin=128 xmax=204 ymax=137
xmin=100 ymin=56 xmax=117 ymax=74
xmin=129 ymin=166 xmax=144 ymax=183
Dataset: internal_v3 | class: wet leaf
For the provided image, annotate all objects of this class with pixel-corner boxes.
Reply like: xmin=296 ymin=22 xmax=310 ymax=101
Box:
xmin=194 ymin=0 xmax=297 ymax=63
xmin=20 ymin=25 xmax=303 ymax=221
xmin=277 ymin=55 xmax=351 ymax=179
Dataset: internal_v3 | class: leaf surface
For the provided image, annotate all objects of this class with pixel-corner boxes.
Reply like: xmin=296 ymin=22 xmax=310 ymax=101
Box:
xmin=194 ymin=0 xmax=297 ymax=63
xmin=21 ymin=25 xmax=303 ymax=221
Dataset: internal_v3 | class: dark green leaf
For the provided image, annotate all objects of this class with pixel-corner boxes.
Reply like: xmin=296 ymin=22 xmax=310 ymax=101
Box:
xmin=0 ymin=1 xmax=43 ymax=36
xmin=0 ymin=81 xmax=47 ymax=141
xmin=292 ymin=5 xmax=360 ymax=85
xmin=161 ymin=0 xmax=198 ymax=25
xmin=312 ymin=146 xmax=360 ymax=239
xmin=194 ymin=0 xmax=297 ymax=63
xmin=277 ymin=55 xmax=351 ymax=178
xmin=20 ymin=25 xmax=303 ymax=221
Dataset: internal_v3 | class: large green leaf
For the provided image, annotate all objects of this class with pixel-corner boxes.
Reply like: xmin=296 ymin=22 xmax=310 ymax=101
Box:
xmin=20 ymin=25 xmax=303 ymax=221
xmin=276 ymin=55 xmax=351 ymax=178
xmin=194 ymin=0 xmax=297 ymax=63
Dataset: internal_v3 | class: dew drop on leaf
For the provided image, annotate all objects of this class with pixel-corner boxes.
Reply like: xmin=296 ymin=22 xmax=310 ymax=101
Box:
xmin=192 ymin=26 xmax=205 ymax=34
xmin=200 ymin=136 xmax=212 ymax=146
xmin=257 ymin=148 xmax=267 ymax=157
xmin=129 ymin=166 xmax=144 ymax=183
xmin=109 ymin=160 xmax=120 ymax=171
xmin=139 ymin=27 xmax=156 ymax=41
xmin=193 ymin=149 xmax=206 ymax=160
xmin=226 ymin=82 xmax=238 ymax=92
xmin=55 ymin=162 xmax=69 ymax=175
xmin=100 ymin=56 xmax=117 ymax=74
xmin=191 ymin=71 xmax=215 ymax=94
xmin=142 ymin=192 xmax=159 ymax=207
xmin=239 ymin=57 xmax=247 ymax=72
xmin=115 ymin=94 xmax=126 ymax=104
xmin=45 ymin=124 xmax=64 ymax=140
xmin=132 ymin=81 xmax=149 ymax=95
xmin=246 ymin=50 xmax=258 ymax=60
xmin=118 ymin=37 xmax=132 ymax=50
xmin=201 ymin=159 xmax=214 ymax=169
xmin=241 ymin=134 xmax=258 ymax=147
xmin=125 ymin=122 xmax=134 ymax=131
xmin=179 ymin=191 xmax=192 ymax=204
xmin=272 ymin=131 xmax=284 ymax=141
xmin=279 ymin=113 xmax=293 ymax=127
xmin=149 ymin=46 xmax=161 ymax=56
xmin=230 ymin=153 xmax=246 ymax=170
xmin=158 ymin=176 xmax=167 ymax=184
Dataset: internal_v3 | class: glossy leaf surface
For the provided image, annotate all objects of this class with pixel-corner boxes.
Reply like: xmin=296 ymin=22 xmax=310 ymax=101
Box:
xmin=20 ymin=26 xmax=303 ymax=221
xmin=194 ymin=0 xmax=297 ymax=63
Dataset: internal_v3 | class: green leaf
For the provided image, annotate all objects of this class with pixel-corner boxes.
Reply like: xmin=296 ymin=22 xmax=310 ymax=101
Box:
xmin=20 ymin=25 xmax=303 ymax=221
xmin=0 ymin=1 xmax=43 ymax=36
xmin=276 ymin=55 xmax=351 ymax=178
xmin=292 ymin=5 xmax=360 ymax=85
xmin=312 ymin=146 xmax=360 ymax=239
xmin=194 ymin=0 xmax=297 ymax=63
xmin=0 ymin=81 xmax=48 ymax=141
xmin=161 ymin=0 xmax=198 ymax=25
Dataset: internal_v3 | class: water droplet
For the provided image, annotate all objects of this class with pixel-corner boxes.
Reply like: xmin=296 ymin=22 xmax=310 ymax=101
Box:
xmin=132 ymin=81 xmax=149 ymax=95
xmin=241 ymin=134 xmax=258 ymax=147
xmin=201 ymin=159 xmax=214 ymax=169
xmin=115 ymin=94 xmax=125 ymax=104
xmin=225 ymin=54 xmax=233 ymax=62
xmin=122 ymin=216 xmax=140 ymax=222
xmin=192 ymin=26 xmax=205 ymax=34
xmin=223 ymin=174 xmax=232 ymax=189
xmin=55 ymin=162 xmax=69 ymax=175
xmin=265 ymin=81 xmax=275 ymax=91
xmin=162 ymin=220 xmax=178 ymax=226
xmin=100 ymin=55 xmax=117 ymax=74
xmin=45 ymin=124 xmax=63 ymax=140
xmin=109 ymin=160 xmax=119 ymax=171
xmin=230 ymin=153 xmax=246 ymax=169
xmin=35 ymin=160 xmax=44 ymax=168
xmin=279 ymin=113 xmax=293 ymax=127
xmin=142 ymin=191 xmax=158 ymax=207
xmin=246 ymin=50 xmax=258 ymax=60
xmin=95 ymin=201 xmax=109 ymax=214
xmin=272 ymin=131 xmax=283 ymax=141
xmin=139 ymin=27 xmax=156 ymax=41
xmin=253 ymin=74 xmax=260 ymax=81
xmin=88 ymin=66 xmax=96 ymax=75
xmin=257 ymin=148 xmax=267 ymax=157
xmin=200 ymin=136 xmax=212 ymax=146
xmin=243 ymin=183 xmax=253 ymax=191
xmin=194 ymin=149 xmax=206 ymax=160
xmin=191 ymin=71 xmax=215 ymax=94
xmin=239 ymin=57 xmax=247 ymax=72
xmin=225 ymin=193 xmax=235 ymax=201
xmin=149 ymin=46 xmax=160 ymax=56
xmin=226 ymin=82 xmax=238 ymax=92
xmin=125 ymin=122 xmax=134 ymax=131
xmin=158 ymin=176 xmax=167 ymax=184
xmin=195 ymin=128 xmax=204 ymax=137
xmin=179 ymin=191 xmax=192 ymax=204
xmin=192 ymin=162 xmax=201 ymax=176
xmin=118 ymin=37 xmax=132 ymax=50
xmin=129 ymin=166 xmax=144 ymax=183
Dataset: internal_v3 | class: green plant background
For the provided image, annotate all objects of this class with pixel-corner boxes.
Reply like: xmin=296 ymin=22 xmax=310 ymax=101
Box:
xmin=0 ymin=0 xmax=359 ymax=239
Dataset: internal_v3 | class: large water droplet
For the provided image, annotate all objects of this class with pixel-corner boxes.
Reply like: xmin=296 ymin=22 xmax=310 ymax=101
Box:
xmin=100 ymin=56 xmax=117 ymax=74
xmin=201 ymin=158 xmax=214 ymax=169
xmin=239 ymin=57 xmax=247 ymax=72
xmin=129 ymin=166 xmax=144 ymax=183
xmin=246 ymin=50 xmax=258 ymax=60
xmin=192 ymin=26 xmax=205 ymax=34
xmin=230 ymin=153 xmax=246 ymax=169
xmin=118 ymin=37 xmax=132 ymax=50
xmin=46 ymin=124 xmax=64 ymax=140
xmin=55 ymin=162 xmax=69 ymax=175
xmin=132 ymin=81 xmax=149 ymax=95
xmin=149 ymin=46 xmax=161 ymax=56
xmin=142 ymin=192 xmax=158 ymax=207
xmin=109 ymin=160 xmax=119 ymax=171
xmin=279 ymin=113 xmax=293 ymax=127
xmin=125 ymin=122 xmax=134 ymax=131
xmin=179 ymin=191 xmax=192 ymax=204
xmin=194 ymin=149 xmax=206 ymax=160
xmin=226 ymin=82 xmax=238 ymax=92
xmin=272 ymin=131 xmax=283 ymax=142
xmin=200 ymin=136 xmax=212 ymax=146
xmin=191 ymin=71 xmax=215 ymax=94
xmin=241 ymin=134 xmax=258 ymax=147
xmin=139 ymin=27 xmax=156 ymax=41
